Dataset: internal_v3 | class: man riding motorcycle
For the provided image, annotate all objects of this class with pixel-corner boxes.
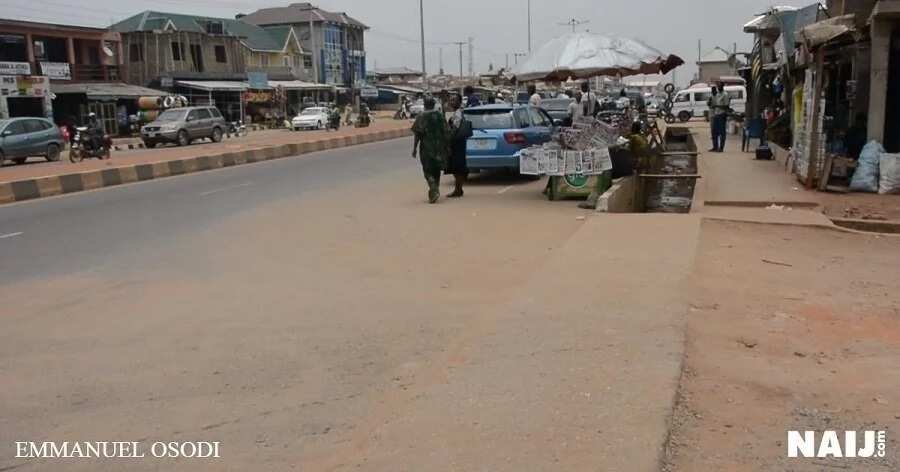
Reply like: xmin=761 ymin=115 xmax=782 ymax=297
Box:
xmin=86 ymin=113 xmax=105 ymax=152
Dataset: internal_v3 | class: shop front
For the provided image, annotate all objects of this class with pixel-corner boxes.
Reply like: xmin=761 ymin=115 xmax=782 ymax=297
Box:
xmin=0 ymin=74 xmax=52 ymax=119
xmin=50 ymin=82 xmax=166 ymax=136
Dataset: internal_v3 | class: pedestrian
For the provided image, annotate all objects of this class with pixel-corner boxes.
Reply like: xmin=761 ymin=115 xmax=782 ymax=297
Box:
xmin=528 ymin=84 xmax=542 ymax=107
xmin=567 ymin=91 xmax=583 ymax=126
xmin=446 ymin=93 xmax=472 ymax=198
xmin=580 ymin=82 xmax=598 ymax=118
xmin=708 ymin=81 xmax=731 ymax=152
xmin=411 ymin=97 xmax=449 ymax=204
xmin=464 ymin=86 xmax=481 ymax=108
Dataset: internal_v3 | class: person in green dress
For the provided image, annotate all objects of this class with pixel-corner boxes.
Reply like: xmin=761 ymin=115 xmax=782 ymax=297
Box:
xmin=411 ymin=97 xmax=449 ymax=204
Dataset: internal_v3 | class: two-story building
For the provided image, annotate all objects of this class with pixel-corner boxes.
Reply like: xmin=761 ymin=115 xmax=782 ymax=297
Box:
xmin=240 ymin=3 xmax=367 ymax=87
xmin=112 ymin=11 xmax=335 ymax=122
xmin=0 ymin=18 xmax=165 ymax=131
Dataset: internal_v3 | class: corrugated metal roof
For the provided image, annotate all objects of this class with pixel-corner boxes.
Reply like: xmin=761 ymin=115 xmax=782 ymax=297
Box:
xmin=269 ymin=80 xmax=334 ymax=90
xmin=241 ymin=3 xmax=367 ymax=29
xmin=112 ymin=11 xmax=286 ymax=52
xmin=175 ymin=80 xmax=250 ymax=91
xmin=51 ymin=82 xmax=167 ymax=98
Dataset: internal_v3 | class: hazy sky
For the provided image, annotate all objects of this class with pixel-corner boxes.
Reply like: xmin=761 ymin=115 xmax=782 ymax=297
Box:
xmin=4 ymin=0 xmax=819 ymax=85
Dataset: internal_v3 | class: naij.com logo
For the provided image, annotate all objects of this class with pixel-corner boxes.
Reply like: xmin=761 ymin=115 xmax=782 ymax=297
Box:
xmin=788 ymin=431 xmax=886 ymax=458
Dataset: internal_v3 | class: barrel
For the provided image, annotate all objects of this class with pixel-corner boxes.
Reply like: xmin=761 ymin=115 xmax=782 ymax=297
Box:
xmin=138 ymin=96 xmax=162 ymax=110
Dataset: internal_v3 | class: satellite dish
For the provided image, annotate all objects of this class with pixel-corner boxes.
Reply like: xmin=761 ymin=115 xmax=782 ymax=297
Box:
xmin=103 ymin=46 xmax=114 ymax=57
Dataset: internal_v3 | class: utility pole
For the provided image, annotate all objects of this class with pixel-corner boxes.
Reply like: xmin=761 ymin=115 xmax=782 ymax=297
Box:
xmin=419 ymin=0 xmax=427 ymax=90
xmin=467 ymin=37 xmax=474 ymax=77
xmin=558 ymin=18 xmax=589 ymax=33
xmin=439 ymin=47 xmax=444 ymax=75
xmin=527 ymin=0 xmax=532 ymax=53
xmin=453 ymin=41 xmax=465 ymax=78
xmin=505 ymin=53 xmax=509 ymax=70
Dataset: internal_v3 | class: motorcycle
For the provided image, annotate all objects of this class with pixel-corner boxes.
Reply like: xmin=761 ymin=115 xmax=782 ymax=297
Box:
xmin=228 ymin=120 xmax=246 ymax=137
xmin=69 ymin=127 xmax=111 ymax=163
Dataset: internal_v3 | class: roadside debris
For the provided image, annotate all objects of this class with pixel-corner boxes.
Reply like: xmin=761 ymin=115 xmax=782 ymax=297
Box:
xmin=738 ymin=338 xmax=758 ymax=349
xmin=762 ymin=258 xmax=793 ymax=267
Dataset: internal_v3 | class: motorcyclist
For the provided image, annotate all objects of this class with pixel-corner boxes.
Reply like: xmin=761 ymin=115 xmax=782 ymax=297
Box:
xmin=86 ymin=112 xmax=104 ymax=152
xmin=358 ymin=102 xmax=370 ymax=126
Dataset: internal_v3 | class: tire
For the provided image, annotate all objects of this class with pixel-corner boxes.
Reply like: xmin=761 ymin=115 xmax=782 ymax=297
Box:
xmin=211 ymin=127 xmax=223 ymax=143
xmin=45 ymin=144 xmax=60 ymax=162
xmin=664 ymin=114 xmax=677 ymax=124
xmin=678 ymin=111 xmax=691 ymax=123
xmin=13 ymin=157 xmax=27 ymax=165
xmin=664 ymin=83 xmax=676 ymax=94
xmin=69 ymin=148 xmax=83 ymax=163
xmin=143 ymin=140 xmax=157 ymax=148
xmin=177 ymin=130 xmax=190 ymax=147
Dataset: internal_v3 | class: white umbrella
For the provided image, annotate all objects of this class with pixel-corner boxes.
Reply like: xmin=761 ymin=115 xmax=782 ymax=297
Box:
xmin=513 ymin=32 xmax=684 ymax=82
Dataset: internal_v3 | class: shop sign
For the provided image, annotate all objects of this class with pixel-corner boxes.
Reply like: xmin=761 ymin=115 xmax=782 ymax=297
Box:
xmin=360 ymin=86 xmax=378 ymax=98
xmin=247 ymin=72 xmax=268 ymax=90
xmin=244 ymin=91 xmax=272 ymax=103
xmin=0 ymin=75 xmax=49 ymax=97
xmin=40 ymin=62 xmax=71 ymax=80
xmin=0 ymin=61 xmax=31 ymax=75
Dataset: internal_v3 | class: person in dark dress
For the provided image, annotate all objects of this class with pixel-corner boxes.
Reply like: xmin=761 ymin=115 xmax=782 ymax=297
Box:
xmin=446 ymin=93 xmax=469 ymax=198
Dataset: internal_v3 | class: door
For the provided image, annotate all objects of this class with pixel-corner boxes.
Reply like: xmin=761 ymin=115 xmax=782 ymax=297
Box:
xmin=22 ymin=119 xmax=48 ymax=155
xmin=196 ymin=108 xmax=213 ymax=137
xmin=1 ymin=121 xmax=30 ymax=158
xmin=885 ymin=30 xmax=900 ymax=152
xmin=527 ymin=107 xmax=553 ymax=144
xmin=186 ymin=109 xmax=205 ymax=138
xmin=515 ymin=109 xmax=542 ymax=146
xmin=692 ymin=91 xmax=711 ymax=118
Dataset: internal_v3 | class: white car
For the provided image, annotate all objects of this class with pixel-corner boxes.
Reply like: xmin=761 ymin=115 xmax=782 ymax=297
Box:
xmin=291 ymin=107 xmax=329 ymax=131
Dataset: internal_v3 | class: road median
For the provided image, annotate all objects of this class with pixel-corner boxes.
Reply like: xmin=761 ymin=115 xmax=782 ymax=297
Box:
xmin=0 ymin=127 xmax=411 ymax=205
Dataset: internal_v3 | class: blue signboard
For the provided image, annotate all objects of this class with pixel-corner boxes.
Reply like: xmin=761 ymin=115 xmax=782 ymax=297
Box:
xmin=247 ymin=71 xmax=268 ymax=90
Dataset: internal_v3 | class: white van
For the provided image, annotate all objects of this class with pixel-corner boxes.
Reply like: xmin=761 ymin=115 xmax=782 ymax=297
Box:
xmin=670 ymin=85 xmax=746 ymax=122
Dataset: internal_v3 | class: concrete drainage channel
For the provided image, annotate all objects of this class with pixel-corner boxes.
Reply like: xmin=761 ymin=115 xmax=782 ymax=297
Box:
xmin=829 ymin=217 xmax=900 ymax=234
xmin=598 ymin=126 xmax=701 ymax=214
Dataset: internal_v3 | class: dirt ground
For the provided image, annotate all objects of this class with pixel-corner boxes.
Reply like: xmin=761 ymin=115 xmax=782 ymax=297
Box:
xmin=665 ymin=219 xmax=900 ymax=471
xmin=819 ymin=192 xmax=900 ymax=222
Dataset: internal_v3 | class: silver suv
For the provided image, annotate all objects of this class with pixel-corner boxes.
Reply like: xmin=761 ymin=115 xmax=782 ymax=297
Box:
xmin=141 ymin=106 xmax=227 ymax=148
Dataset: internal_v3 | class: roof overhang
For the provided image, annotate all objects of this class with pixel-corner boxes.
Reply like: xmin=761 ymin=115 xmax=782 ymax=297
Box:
xmin=50 ymin=82 xmax=166 ymax=100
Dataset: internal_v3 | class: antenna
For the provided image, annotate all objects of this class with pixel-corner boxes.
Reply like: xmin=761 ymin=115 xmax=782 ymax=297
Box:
xmin=558 ymin=18 xmax=589 ymax=33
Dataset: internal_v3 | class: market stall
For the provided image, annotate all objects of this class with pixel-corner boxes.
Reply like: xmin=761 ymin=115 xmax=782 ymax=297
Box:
xmin=513 ymin=33 xmax=683 ymax=204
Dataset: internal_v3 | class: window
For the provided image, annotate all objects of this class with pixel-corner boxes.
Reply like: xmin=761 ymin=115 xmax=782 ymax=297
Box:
xmin=464 ymin=110 xmax=514 ymax=130
xmin=528 ymin=108 xmax=550 ymax=127
xmin=283 ymin=56 xmax=292 ymax=67
xmin=195 ymin=109 xmax=212 ymax=119
xmin=4 ymin=121 xmax=27 ymax=136
xmin=514 ymin=109 xmax=531 ymax=128
xmin=675 ymin=93 xmax=689 ymax=103
xmin=260 ymin=54 xmax=269 ymax=67
xmin=129 ymin=43 xmax=143 ymax=62
xmin=171 ymin=41 xmax=184 ymax=61
xmin=24 ymin=120 xmax=49 ymax=133
xmin=0 ymin=34 xmax=27 ymax=62
xmin=727 ymin=89 xmax=744 ymax=100
xmin=209 ymin=108 xmax=222 ymax=118
xmin=693 ymin=92 xmax=710 ymax=103
xmin=303 ymin=54 xmax=313 ymax=68
xmin=214 ymin=45 xmax=227 ymax=63
xmin=187 ymin=110 xmax=201 ymax=121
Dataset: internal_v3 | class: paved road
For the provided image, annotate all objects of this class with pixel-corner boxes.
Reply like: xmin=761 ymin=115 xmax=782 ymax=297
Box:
xmin=1 ymin=138 xmax=696 ymax=471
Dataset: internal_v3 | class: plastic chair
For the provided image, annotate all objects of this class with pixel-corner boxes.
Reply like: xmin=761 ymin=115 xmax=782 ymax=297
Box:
xmin=742 ymin=118 xmax=766 ymax=152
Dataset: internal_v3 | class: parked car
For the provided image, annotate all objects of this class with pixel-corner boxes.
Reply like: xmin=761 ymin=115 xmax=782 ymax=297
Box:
xmin=291 ymin=107 xmax=329 ymax=131
xmin=670 ymin=85 xmax=747 ymax=122
xmin=540 ymin=98 xmax=574 ymax=126
xmin=0 ymin=117 xmax=64 ymax=165
xmin=463 ymin=104 xmax=556 ymax=173
xmin=141 ymin=106 xmax=227 ymax=147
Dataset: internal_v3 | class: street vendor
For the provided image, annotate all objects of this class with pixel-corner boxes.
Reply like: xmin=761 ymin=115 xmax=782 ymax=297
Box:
xmin=579 ymin=122 xmax=649 ymax=210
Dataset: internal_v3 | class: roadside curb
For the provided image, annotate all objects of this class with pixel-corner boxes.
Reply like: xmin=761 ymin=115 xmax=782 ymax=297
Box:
xmin=1 ymin=128 xmax=411 ymax=205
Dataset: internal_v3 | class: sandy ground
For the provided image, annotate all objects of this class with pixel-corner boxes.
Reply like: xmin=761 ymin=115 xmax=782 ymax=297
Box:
xmin=664 ymin=219 xmax=900 ymax=471
xmin=0 ymin=141 xmax=695 ymax=471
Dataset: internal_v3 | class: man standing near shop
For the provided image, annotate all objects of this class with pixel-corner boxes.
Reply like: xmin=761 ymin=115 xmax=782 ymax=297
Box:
xmin=708 ymin=81 xmax=731 ymax=152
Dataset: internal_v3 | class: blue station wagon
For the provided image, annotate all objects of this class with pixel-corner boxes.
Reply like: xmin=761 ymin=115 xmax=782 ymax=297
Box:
xmin=0 ymin=117 xmax=64 ymax=165
xmin=463 ymin=104 xmax=556 ymax=173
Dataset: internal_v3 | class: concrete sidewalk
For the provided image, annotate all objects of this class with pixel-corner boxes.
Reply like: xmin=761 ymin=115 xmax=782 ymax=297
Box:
xmin=0 ymin=119 xmax=412 ymax=205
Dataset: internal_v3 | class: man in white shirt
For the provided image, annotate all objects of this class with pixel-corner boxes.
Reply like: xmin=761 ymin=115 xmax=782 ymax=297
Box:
xmin=580 ymin=82 xmax=597 ymax=118
xmin=567 ymin=91 xmax=583 ymax=125
xmin=528 ymin=84 xmax=542 ymax=108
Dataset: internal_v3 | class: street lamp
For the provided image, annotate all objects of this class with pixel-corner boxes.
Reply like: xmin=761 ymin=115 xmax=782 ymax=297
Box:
xmin=527 ymin=0 xmax=532 ymax=53
xmin=419 ymin=0 xmax=427 ymax=90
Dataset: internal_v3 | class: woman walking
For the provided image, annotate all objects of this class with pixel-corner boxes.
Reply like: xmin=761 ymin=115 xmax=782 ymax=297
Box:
xmin=446 ymin=93 xmax=471 ymax=198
